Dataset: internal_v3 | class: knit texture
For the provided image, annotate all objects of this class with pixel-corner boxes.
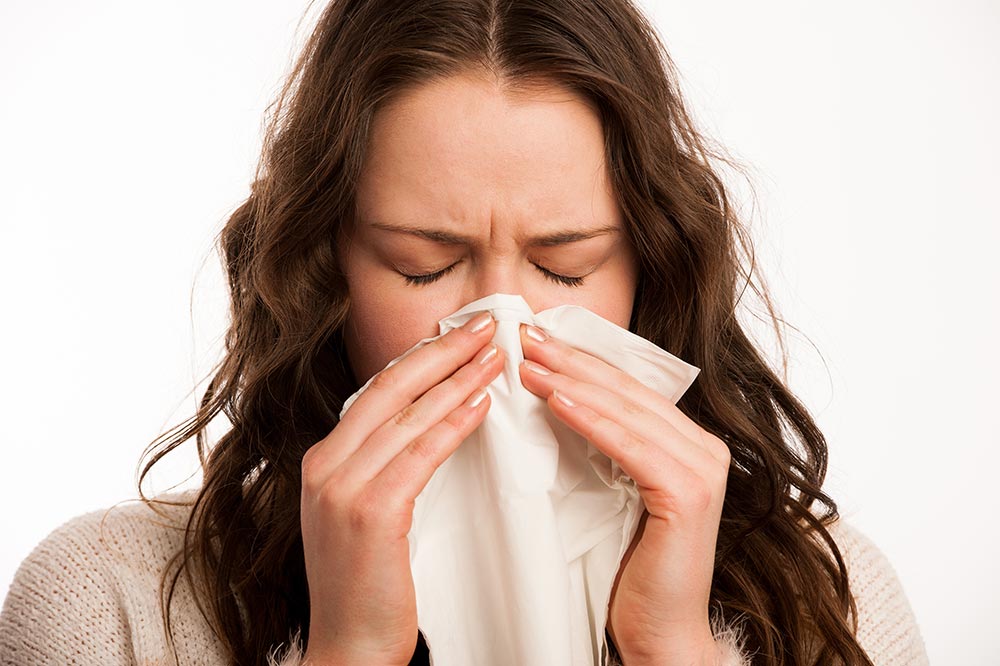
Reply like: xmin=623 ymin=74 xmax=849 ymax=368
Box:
xmin=1 ymin=491 xmax=928 ymax=665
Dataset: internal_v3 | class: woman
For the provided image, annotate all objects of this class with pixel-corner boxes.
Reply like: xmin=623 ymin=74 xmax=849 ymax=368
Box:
xmin=0 ymin=0 xmax=929 ymax=665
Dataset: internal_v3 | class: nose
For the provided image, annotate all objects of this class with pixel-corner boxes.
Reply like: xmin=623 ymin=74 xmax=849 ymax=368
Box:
xmin=462 ymin=260 xmax=536 ymax=312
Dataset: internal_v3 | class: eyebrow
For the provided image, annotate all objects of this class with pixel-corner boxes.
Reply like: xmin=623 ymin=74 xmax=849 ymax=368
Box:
xmin=367 ymin=221 xmax=621 ymax=247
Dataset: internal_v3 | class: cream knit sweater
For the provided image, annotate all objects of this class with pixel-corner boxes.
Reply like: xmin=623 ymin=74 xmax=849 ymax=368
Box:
xmin=0 ymin=490 xmax=929 ymax=665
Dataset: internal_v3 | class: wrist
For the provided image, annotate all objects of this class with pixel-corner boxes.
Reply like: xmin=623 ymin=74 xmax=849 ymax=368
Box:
xmin=616 ymin=631 xmax=720 ymax=666
xmin=302 ymin=649 xmax=406 ymax=666
xmin=619 ymin=646 xmax=719 ymax=666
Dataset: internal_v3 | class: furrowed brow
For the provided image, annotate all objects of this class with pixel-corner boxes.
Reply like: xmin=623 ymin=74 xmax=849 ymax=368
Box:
xmin=368 ymin=222 xmax=469 ymax=245
xmin=367 ymin=221 xmax=620 ymax=246
xmin=528 ymin=226 xmax=619 ymax=246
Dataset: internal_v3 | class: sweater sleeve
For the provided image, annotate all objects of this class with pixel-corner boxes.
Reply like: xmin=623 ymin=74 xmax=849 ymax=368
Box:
xmin=0 ymin=511 xmax=134 ymax=665
xmin=826 ymin=519 xmax=930 ymax=666
xmin=267 ymin=627 xmax=306 ymax=666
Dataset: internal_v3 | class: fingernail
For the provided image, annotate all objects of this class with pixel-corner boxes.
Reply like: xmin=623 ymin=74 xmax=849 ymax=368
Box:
xmin=522 ymin=359 xmax=551 ymax=375
xmin=464 ymin=312 xmax=494 ymax=333
xmin=466 ymin=388 xmax=488 ymax=408
xmin=477 ymin=343 xmax=498 ymax=365
xmin=553 ymin=389 xmax=576 ymax=407
xmin=524 ymin=324 xmax=548 ymax=342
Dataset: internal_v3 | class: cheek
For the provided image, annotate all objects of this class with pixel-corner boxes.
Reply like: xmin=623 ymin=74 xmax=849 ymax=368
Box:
xmin=343 ymin=286 xmax=446 ymax=385
xmin=339 ymin=241 xmax=434 ymax=383
xmin=590 ymin=289 xmax=635 ymax=330
xmin=587 ymin=256 xmax=639 ymax=329
xmin=340 ymin=240 xmax=475 ymax=384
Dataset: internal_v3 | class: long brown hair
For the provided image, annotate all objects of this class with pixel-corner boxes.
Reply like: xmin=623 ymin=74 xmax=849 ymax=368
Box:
xmin=137 ymin=0 xmax=872 ymax=664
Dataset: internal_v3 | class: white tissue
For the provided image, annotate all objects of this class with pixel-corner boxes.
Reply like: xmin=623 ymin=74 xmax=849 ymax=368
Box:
xmin=339 ymin=293 xmax=700 ymax=666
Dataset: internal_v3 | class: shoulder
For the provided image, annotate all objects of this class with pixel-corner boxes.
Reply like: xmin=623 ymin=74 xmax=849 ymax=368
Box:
xmin=0 ymin=489 xmax=226 ymax=665
xmin=10 ymin=489 xmax=198 ymax=592
xmin=817 ymin=515 xmax=931 ymax=666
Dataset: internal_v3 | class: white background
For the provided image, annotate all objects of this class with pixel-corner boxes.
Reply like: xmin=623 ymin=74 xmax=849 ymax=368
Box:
xmin=1 ymin=1 xmax=997 ymax=662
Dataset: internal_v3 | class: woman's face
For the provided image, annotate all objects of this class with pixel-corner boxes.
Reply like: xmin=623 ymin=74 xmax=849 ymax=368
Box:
xmin=339 ymin=72 xmax=639 ymax=385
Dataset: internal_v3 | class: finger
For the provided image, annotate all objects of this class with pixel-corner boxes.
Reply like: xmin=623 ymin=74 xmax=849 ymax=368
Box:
xmin=519 ymin=324 xmax=727 ymax=463
xmin=544 ymin=389 xmax=721 ymax=516
xmin=311 ymin=312 xmax=497 ymax=472
xmin=341 ymin=343 xmax=504 ymax=481
xmin=518 ymin=360 xmax=716 ymax=473
xmin=372 ymin=386 xmax=493 ymax=505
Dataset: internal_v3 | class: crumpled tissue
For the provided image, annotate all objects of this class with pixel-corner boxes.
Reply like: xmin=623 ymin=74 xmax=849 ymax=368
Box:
xmin=339 ymin=293 xmax=701 ymax=666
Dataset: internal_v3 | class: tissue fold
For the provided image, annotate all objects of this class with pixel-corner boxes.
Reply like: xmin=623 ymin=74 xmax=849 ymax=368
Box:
xmin=339 ymin=293 xmax=700 ymax=666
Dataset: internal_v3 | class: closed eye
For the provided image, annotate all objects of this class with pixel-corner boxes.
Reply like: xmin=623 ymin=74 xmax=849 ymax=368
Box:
xmin=397 ymin=261 xmax=586 ymax=287
xmin=533 ymin=263 xmax=585 ymax=287
xmin=399 ymin=262 xmax=460 ymax=286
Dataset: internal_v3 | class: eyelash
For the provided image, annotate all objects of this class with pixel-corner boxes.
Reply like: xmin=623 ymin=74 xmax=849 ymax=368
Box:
xmin=401 ymin=264 xmax=459 ymax=286
xmin=400 ymin=261 xmax=586 ymax=287
xmin=535 ymin=265 xmax=586 ymax=287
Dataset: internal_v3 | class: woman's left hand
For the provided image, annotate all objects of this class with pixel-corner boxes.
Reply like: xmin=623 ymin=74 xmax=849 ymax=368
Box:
xmin=518 ymin=323 xmax=732 ymax=666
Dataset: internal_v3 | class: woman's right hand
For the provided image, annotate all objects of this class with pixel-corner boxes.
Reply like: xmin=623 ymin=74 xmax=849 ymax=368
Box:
xmin=299 ymin=311 xmax=503 ymax=666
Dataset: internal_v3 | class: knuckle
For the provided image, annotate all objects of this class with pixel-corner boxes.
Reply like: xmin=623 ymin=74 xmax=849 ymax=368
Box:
xmin=438 ymin=329 xmax=467 ymax=351
xmin=405 ymin=435 xmax=439 ymax=463
xmin=621 ymin=398 xmax=644 ymax=415
xmin=690 ymin=482 xmax=714 ymax=512
xmin=300 ymin=446 xmax=316 ymax=474
xmin=346 ymin=490 xmax=383 ymax=531
xmin=442 ymin=405 xmax=471 ymax=432
xmin=680 ymin=475 xmax=714 ymax=512
xmin=704 ymin=432 xmax=731 ymax=465
xmin=369 ymin=368 xmax=399 ymax=393
xmin=301 ymin=468 xmax=321 ymax=497
xmin=300 ymin=447 xmax=325 ymax=493
xmin=314 ymin=479 xmax=349 ymax=513
xmin=393 ymin=402 xmax=422 ymax=428
xmin=717 ymin=443 xmax=732 ymax=468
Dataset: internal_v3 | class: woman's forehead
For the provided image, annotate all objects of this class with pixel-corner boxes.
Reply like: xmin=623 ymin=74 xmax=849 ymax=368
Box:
xmin=356 ymin=74 xmax=619 ymax=242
